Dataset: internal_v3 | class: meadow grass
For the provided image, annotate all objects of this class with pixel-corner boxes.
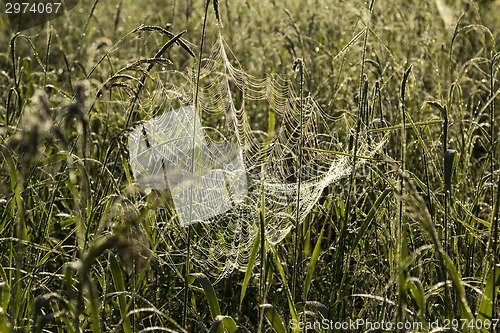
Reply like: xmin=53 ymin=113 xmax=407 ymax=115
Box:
xmin=0 ymin=0 xmax=499 ymax=332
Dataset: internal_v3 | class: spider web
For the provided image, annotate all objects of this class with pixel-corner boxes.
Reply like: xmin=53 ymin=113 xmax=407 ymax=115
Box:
xmin=128 ymin=105 xmax=248 ymax=226
xmin=127 ymin=33 xmax=383 ymax=280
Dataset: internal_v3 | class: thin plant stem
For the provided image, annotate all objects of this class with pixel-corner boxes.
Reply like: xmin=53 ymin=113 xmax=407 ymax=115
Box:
xmin=489 ymin=54 xmax=498 ymax=332
xmin=442 ymin=105 xmax=448 ymax=254
xmin=491 ymin=175 xmax=500 ymax=333
xmin=258 ymin=165 xmax=266 ymax=333
xmin=441 ymin=103 xmax=453 ymax=317
xmin=292 ymin=58 xmax=304 ymax=303
xmin=183 ymin=0 xmax=211 ymax=328
xmin=397 ymin=64 xmax=411 ymax=329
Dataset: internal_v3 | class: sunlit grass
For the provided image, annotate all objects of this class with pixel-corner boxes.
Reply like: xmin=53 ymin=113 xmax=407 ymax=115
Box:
xmin=0 ymin=0 xmax=499 ymax=332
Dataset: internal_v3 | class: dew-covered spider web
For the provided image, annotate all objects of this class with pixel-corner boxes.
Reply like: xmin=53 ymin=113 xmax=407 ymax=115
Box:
xmin=127 ymin=33 xmax=384 ymax=280
xmin=128 ymin=104 xmax=248 ymax=226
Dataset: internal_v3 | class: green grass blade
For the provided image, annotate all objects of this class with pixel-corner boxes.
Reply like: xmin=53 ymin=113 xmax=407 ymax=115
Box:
xmin=0 ymin=278 xmax=10 ymax=314
xmin=188 ymin=273 xmax=221 ymax=319
xmin=350 ymin=188 xmax=391 ymax=257
xmin=110 ymin=254 xmax=133 ymax=333
xmin=208 ymin=315 xmax=239 ymax=333
xmin=240 ymin=228 xmax=260 ymax=307
xmin=304 ymin=301 xmax=330 ymax=320
xmin=261 ymin=304 xmax=286 ymax=333
xmin=407 ymin=277 xmax=425 ymax=317
xmin=0 ymin=277 xmax=10 ymax=333
xmin=271 ymin=246 xmax=298 ymax=329
xmin=441 ymin=252 xmax=476 ymax=323
xmin=0 ymin=307 xmax=9 ymax=333
xmin=304 ymin=223 xmax=324 ymax=300
xmin=477 ymin=264 xmax=500 ymax=327
xmin=265 ymin=107 xmax=276 ymax=145
xmin=86 ymin=273 xmax=103 ymax=333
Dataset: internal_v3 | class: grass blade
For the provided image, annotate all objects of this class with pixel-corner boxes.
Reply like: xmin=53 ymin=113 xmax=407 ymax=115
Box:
xmin=240 ymin=228 xmax=260 ymax=307
xmin=407 ymin=277 xmax=425 ymax=318
xmin=0 ymin=308 xmax=9 ymax=333
xmin=271 ymin=246 xmax=298 ymax=330
xmin=349 ymin=188 xmax=392 ymax=257
xmin=0 ymin=275 xmax=10 ymax=333
xmin=304 ymin=223 xmax=324 ymax=300
xmin=477 ymin=264 xmax=500 ymax=325
xmin=208 ymin=315 xmax=238 ymax=333
xmin=110 ymin=254 xmax=133 ymax=333
xmin=188 ymin=273 xmax=221 ymax=319
xmin=261 ymin=304 xmax=286 ymax=333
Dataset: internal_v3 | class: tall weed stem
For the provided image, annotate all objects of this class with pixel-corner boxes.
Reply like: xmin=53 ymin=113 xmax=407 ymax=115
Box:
xmin=292 ymin=58 xmax=304 ymax=303
xmin=183 ymin=0 xmax=211 ymax=328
